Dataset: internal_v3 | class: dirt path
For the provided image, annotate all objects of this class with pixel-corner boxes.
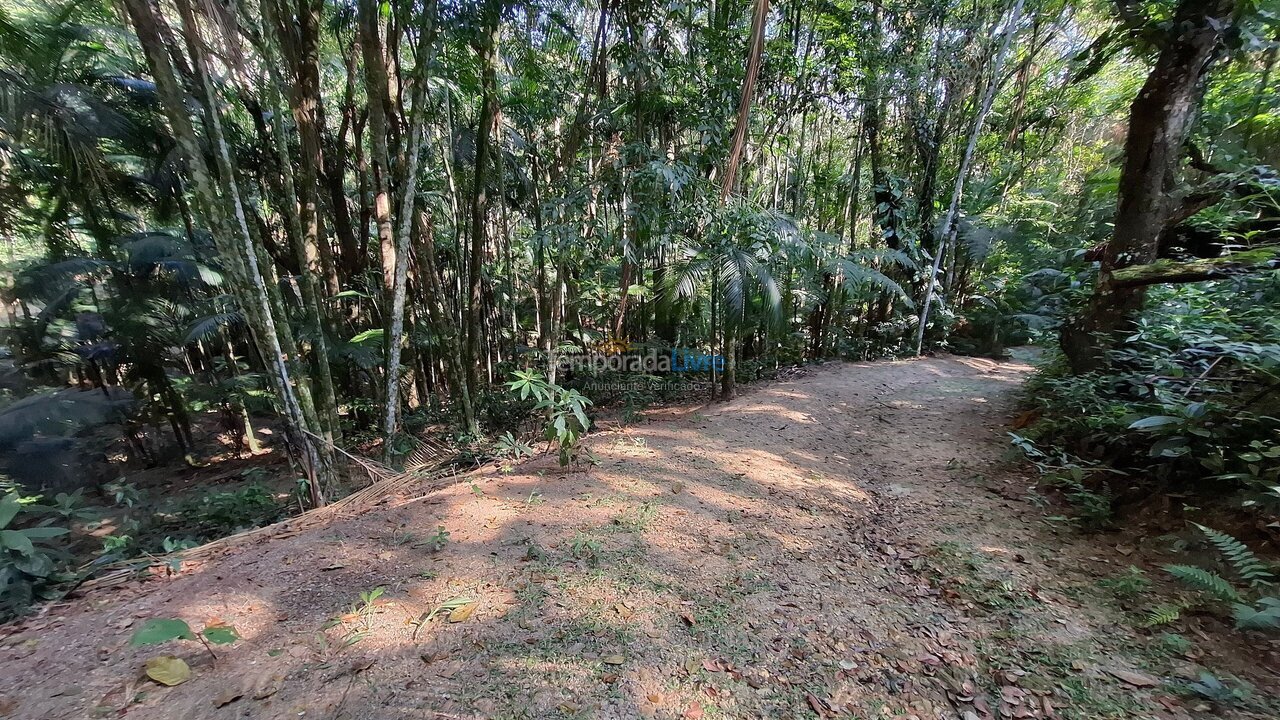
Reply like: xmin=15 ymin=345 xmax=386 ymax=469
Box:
xmin=1 ymin=356 xmax=1269 ymax=719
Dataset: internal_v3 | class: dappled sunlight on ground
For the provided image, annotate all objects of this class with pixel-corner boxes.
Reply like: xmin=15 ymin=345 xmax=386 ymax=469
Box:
xmin=2 ymin=355 xmax=1235 ymax=720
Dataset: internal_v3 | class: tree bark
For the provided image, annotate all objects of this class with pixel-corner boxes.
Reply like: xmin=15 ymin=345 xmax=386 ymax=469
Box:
xmin=382 ymin=0 xmax=436 ymax=460
xmin=1061 ymin=0 xmax=1236 ymax=373
xmin=464 ymin=0 xmax=502 ymax=419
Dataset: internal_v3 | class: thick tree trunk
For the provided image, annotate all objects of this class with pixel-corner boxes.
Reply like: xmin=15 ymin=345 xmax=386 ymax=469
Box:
xmin=1061 ymin=0 xmax=1236 ymax=373
xmin=359 ymin=0 xmax=400 ymax=306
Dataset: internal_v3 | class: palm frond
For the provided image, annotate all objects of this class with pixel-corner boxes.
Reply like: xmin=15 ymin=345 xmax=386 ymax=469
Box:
xmin=184 ymin=311 xmax=244 ymax=345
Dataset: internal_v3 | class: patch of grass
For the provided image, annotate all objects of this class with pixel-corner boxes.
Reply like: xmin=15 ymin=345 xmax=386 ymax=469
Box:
xmin=611 ymin=501 xmax=659 ymax=533
xmin=570 ymin=532 xmax=603 ymax=565
xmin=976 ymin=637 xmax=1145 ymax=720
xmin=1097 ymin=565 xmax=1151 ymax=600
xmin=923 ymin=541 xmax=1035 ymax=613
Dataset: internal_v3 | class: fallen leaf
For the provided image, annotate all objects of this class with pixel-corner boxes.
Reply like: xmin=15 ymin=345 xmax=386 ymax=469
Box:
xmin=1104 ymin=668 xmax=1159 ymax=687
xmin=602 ymin=654 xmax=625 ymax=665
xmin=806 ymin=692 xmax=827 ymax=716
xmin=213 ymin=689 xmax=243 ymax=708
xmin=448 ymin=603 xmax=477 ymax=623
xmin=683 ymin=701 xmax=703 ymax=719
xmin=144 ymin=656 xmax=191 ymax=687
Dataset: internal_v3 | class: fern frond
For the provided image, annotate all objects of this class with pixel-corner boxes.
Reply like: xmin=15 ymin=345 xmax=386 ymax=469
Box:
xmin=1143 ymin=604 xmax=1183 ymax=628
xmin=1231 ymin=601 xmax=1280 ymax=630
xmin=1165 ymin=564 xmax=1241 ymax=603
xmin=1195 ymin=525 xmax=1276 ymax=587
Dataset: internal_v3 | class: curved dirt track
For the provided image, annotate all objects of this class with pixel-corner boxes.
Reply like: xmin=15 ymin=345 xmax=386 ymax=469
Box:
xmin=0 ymin=355 xmax=1257 ymax=719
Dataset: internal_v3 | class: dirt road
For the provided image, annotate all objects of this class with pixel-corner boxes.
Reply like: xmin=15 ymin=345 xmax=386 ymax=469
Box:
xmin=0 ymin=355 xmax=1264 ymax=719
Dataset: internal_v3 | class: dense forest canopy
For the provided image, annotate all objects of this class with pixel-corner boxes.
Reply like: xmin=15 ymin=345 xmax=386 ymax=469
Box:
xmin=1 ymin=0 xmax=1279 ymax=618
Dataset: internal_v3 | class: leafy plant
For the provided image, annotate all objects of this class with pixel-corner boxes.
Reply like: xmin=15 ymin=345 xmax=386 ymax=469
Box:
xmin=570 ymin=532 xmax=603 ymax=565
xmin=0 ymin=492 xmax=70 ymax=617
xmin=1098 ymin=566 xmax=1151 ymax=599
xmin=1165 ymin=525 xmax=1280 ymax=630
xmin=176 ymin=485 xmax=282 ymax=540
xmin=493 ymin=431 xmax=535 ymax=461
xmin=422 ymin=526 xmax=450 ymax=552
xmin=507 ymin=370 xmax=594 ymax=466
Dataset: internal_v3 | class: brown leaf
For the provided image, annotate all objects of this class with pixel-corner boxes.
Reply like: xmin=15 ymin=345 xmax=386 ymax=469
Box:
xmin=213 ymin=689 xmax=243 ymax=708
xmin=602 ymin=654 xmax=625 ymax=665
xmin=683 ymin=702 xmax=703 ymax=719
xmin=1104 ymin=667 xmax=1159 ymax=687
xmin=448 ymin=602 xmax=477 ymax=623
xmin=806 ymin=692 xmax=827 ymax=717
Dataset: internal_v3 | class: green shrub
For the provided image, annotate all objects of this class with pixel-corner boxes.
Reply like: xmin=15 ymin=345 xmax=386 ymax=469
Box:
xmin=0 ymin=491 xmax=71 ymax=618
xmin=1018 ymin=275 xmax=1280 ymax=521
xmin=175 ymin=485 xmax=282 ymax=540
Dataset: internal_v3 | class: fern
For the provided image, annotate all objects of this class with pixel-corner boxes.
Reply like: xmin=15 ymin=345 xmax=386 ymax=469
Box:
xmin=1231 ymin=602 xmax=1280 ymax=630
xmin=1167 ymin=529 xmax=1280 ymax=633
xmin=1143 ymin=604 xmax=1183 ymax=627
xmin=1196 ymin=524 xmax=1276 ymax=587
xmin=1165 ymin=564 xmax=1241 ymax=603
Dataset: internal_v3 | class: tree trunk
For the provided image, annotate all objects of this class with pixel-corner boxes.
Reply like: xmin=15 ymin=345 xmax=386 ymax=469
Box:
xmin=914 ymin=0 xmax=1025 ymax=356
xmin=382 ymin=1 xmax=437 ymax=461
xmin=1061 ymin=0 xmax=1236 ymax=373
xmin=716 ymin=0 xmax=769 ymax=401
xmin=464 ymin=0 xmax=502 ymax=417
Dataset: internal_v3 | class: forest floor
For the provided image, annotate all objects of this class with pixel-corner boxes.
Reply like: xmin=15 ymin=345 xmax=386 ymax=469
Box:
xmin=2 ymin=354 xmax=1278 ymax=720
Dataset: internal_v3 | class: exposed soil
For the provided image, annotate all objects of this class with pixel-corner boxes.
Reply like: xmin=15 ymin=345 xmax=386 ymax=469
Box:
xmin=2 ymin=355 xmax=1277 ymax=719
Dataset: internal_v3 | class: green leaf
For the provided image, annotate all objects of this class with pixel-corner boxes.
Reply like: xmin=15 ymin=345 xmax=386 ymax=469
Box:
xmin=131 ymin=618 xmax=196 ymax=646
xmin=349 ymin=328 xmax=385 ymax=344
xmin=20 ymin=526 xmax=69 ymax=540
xmin=1232 ymin=602 xmax=1280 ymax=630
xmin=201 ymin=624 xmax=240 ymax=645
xmin=0 ymin=494 xmax=20 ymax=529
xmin=1129 ymin=416 xmax=1180 ymax=431
xmin=0 ymin=529 xmax=35 ymax=556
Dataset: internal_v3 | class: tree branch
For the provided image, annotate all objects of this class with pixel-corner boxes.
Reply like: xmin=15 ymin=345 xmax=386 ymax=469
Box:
xmin=1109 ymin=246 xmax=1280 ymax=288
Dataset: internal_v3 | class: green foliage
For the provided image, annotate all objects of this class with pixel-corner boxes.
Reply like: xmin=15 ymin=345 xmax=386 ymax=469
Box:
xmin=423 ymin=526 xmax=450 ymax=552
xmin=493 ymin=431 xmax=535 ymax=461
xmin=1143 ymin=604 xmax=1184 ymax=628
xmin=130 ymin=617 xmax=240 ymax=658
xmin=0 ymin=491 xmax=71 ymax=618
xmin=1165 ymin=526 xmax=1280 ymax=631
xmin=1020 ymin=275 xmax=1280 ymax=524
xmin=170 ymin=486 xmax=282 ymax=541
xmin=130 ymin=618 xmax=198 ymax=645
xmin=507 ymin=370 xmax=593 ymax=466
xmin=1098 ymin=565 xmax=1151 ymax=599
xmin=1165 ymin=565 xmax=1241 ymax=603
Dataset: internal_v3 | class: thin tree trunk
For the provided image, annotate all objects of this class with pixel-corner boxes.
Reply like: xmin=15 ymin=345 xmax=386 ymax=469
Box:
xmin=382 ymin=1 xmax=436 ymax=460
xmin=914 ymin=0 xmax=1025 ymax=356
xmin=717 ymin=0 xmax=769 ymax=401
xmin=464 ymin=0 xmax=502 ymax=416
